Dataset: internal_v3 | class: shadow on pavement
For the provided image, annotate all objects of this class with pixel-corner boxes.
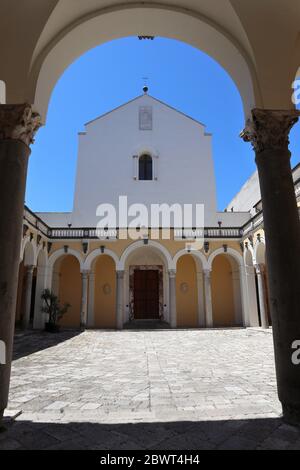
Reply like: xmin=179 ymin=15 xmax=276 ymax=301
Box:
xmin=1 ymin=416 xmax=300 ymax=450
xmin=13 ymin=330 xmax=82 ymax=360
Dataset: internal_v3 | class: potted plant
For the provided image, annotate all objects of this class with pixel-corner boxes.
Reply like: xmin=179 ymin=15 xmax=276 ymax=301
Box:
xmin=41 ymin=289 xmax=71 ymax=333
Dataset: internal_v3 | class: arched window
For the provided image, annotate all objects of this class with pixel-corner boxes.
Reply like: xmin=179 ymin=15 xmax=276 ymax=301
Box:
xmin=139 ymin=154 xmax=153 ymax=180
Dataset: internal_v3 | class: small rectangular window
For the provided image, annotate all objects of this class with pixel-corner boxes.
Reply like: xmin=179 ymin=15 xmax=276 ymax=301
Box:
xmin=139 ymin=155 xmax=153 ymax=180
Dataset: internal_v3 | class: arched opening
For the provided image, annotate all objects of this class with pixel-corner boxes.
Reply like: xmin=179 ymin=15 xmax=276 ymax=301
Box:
xmin=52 ymin=255 xmax=81 ymax=328
xmin=176 ymin=255 xmax=198 ymax=327
xmin=2 ymin=0 xmax=300 ymax=432
xmin=30 ymin=6 xmax=256 ymax=122
xmin=93 ymin=255 xmax=116 ymax=328
xmin=26 ymin=34 xmax=253 ymax=216
xmin=15 ymin=241 xmax=36 ymax=329
xmin=139 ymin=154 xmax=153 ymax=181
xmin=15 ymin=11 xmax=256 ymax=334
xmin=211 ymin=254 xmax=243 ymax=327
xmin=123 ymin=244 xmax=169 ymax=324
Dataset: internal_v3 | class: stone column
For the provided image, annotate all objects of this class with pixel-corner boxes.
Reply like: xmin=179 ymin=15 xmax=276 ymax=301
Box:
xmin=22 ymin=265 xmax=35 ymax=330
xmin=203 ymin=269 xmax=213 ymax=327
xmin=33 ymin=265 xmax=49 ymax=330
xmin=168 ymin=269 xmax=177 ymax=328
xmin=0 ymin=104 xmax=41 ymax=421
xmin=244 ymin=265 xmax=259 ymax=327
xmin=232 ymin=266 xmax=243 ymax=326
xmin=238 ymin=265 xmax=250 ymax=327
xmin=87 ymin=271 xmax=95 ymax=328
xmin=80 ymin=270 xmax=89 ymax=329
xmin=196 ymin=271 xmax=205 ymax=327
xmin=241 ymin=109 xmax=300 ymax=425
xmin=116 ymin=270 xmax=124 ymax=329
xmin=254 ymin=264 xmax=269 ymax=329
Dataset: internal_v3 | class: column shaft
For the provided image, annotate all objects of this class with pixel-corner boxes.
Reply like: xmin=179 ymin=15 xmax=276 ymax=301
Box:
xmin=0 ymin=139 xmax=30 ymax=419
xmin=0 ymin=106 xmax=41 ymax=423
xmin=33 ymin=265 xmax=49 ymax=330
xmin=168 ymin=270 xmax=177 ymax=328
xmin=87 ymin=272 xmax=95 ymax=328
xmin=196 ymin=272 xmax=205 ymax=327
xmin=80 ymin=271 xmax=89 ymax=329
xmin=203 ymin=269 xmax=213 ymax=327
xmin=245 ymin=264 xmax=260 ymax=327
xmin=116 ymin=271 xmax=124 ymax=329
xmin=255 ymin=264 xmax=269 ymax=329
xmin=22 ymin=265 xmax=34 ymax=330
xmin=242 ymin=109 xmax=300 ymax=425
xmin=232 ymin=267 xmax=243 ymax=325
xmin=238 ymin=265 xmax=250 ymax=327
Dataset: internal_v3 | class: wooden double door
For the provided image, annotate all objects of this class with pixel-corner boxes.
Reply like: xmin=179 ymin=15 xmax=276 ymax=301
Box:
xmin=133 ymin=269 xmax=160 ymax=319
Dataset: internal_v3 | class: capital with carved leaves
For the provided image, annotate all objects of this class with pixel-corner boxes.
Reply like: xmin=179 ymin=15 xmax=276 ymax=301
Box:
xmin=240 ymin=109 xmax=300 ymax=153
xmin=254 ymin=264 xmax=265 ymax=276
xmin=0 ymin=104 xmax=41 ymax=147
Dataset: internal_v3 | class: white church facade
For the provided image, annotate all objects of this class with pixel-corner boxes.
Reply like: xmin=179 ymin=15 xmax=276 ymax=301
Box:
xmin=15 ymin=91 xmax=300 ymax=331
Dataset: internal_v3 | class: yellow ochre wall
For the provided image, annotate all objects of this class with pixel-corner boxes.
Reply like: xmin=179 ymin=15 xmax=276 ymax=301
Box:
xmin=58 ymin=256 xmax=81 ymax=328
xmin=176 ymin=255 xmax=198 ymax=327
xmin=94 ymin=255 xmax=116 ymax=328
xmin=211 ymin=255 xmax=235 ymax=327
xmin=50 ymin=237 xmax=242 ymax=262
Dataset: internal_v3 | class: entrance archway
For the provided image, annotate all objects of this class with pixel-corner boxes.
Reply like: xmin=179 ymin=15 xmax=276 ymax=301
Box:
xmin=173 ymin=250 xmax=208 ymax=328
xmin=51 ymin=254 xmax=82 ymax=328
xmin=211 ymin=253 xmax=243 ymax=328
xmin=176 ymin=255 xmax=198 ymax=327
xmin=121 ymin=242 xmax=171 ymax=324
xmin=93 ymin=255 xmax=117 ymax=328
xmin=15 ymin=240 xmax=36 ymax=329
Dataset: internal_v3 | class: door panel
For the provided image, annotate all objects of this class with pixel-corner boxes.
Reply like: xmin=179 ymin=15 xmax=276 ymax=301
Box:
xmin=134 ymin=270 xmax=159 ymax=319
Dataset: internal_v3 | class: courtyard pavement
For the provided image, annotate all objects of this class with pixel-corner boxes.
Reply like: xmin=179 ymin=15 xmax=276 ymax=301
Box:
xmin=1 ymin=328 xmax=300 ymax=450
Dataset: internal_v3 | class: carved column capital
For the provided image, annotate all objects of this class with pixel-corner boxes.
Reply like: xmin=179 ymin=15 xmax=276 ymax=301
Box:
xmin=25 ymin=264 xmax=35 ymax=275
xmin=254 ymin=263 xmax=265 ymax=275
xmin=203 ymin=268 xmax=212 ymax=278
xmin=0 ymin=104 xmax=41 ymax=147
xmin=168 ymin=269 xmax=176 ymax=278
xmin=81 ymin=270 xmax=90 ymax=278
xmin=240 ymin=109 xmax=300 ymax=153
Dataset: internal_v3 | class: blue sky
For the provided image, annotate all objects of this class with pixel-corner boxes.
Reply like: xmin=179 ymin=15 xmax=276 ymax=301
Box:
xmin=26 ymin=37 xmax=300 ymax=212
